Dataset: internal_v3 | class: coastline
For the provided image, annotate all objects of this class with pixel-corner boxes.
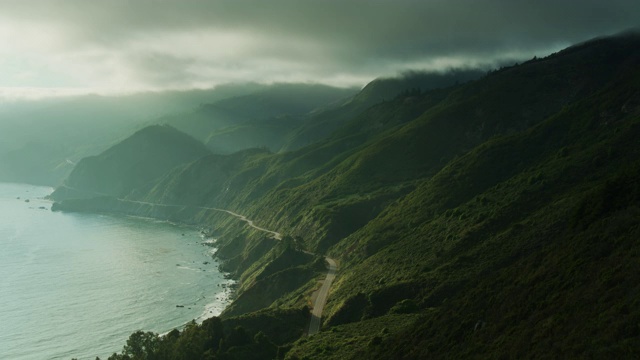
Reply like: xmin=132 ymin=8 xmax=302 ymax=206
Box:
xmin=51 ymin=194 xmax=250 ymax=310
xmin=1 ymin=183 xmax=238 ymax=359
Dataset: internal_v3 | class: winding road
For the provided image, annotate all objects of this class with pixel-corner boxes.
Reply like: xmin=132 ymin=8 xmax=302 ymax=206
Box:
xmin=308 ymin=257 xmax=338 ymax=336
xmin=123 ymin=198 xmax=284 ymax=240
xmin=198 ymin=204 xmax=337 ymax=334
xmin=207 ymin=208 xmax=283 ymax=240
xmin=216 ymin=207 xmax=337 ymax=334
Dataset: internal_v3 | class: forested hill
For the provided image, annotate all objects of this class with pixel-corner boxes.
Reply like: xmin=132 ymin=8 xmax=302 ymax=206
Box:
xmin=54 ymin=32 xmax=640 ymax=359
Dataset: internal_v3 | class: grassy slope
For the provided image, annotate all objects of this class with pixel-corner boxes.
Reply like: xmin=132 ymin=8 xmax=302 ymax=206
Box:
xmin=51 ymin=124 xmax=211 ymax=199
xmin=309 ymin=53 xmax=640 ymax=358
xmin=281 ymin=69 xmax=485 ymax=152
xmin=239 ymin=34 xmax=638 ymax=257
xmin=170 ymin=83 xmax=357 ymax=153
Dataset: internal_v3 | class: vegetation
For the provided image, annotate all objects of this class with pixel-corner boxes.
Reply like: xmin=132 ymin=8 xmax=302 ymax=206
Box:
xmin=50 ymin=125 xmax=211 ymax=200
xmin=56 ymin=32 xmax=640 ymax=358
xmin=105 ymin=318 xmax=280 ymax=360
xmin=168 ymin=83 xmax=358 ymax=154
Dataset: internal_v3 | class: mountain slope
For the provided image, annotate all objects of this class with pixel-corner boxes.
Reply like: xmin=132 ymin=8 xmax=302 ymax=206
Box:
xmin=168 ymin=83 xmax=357 ymax=154
xmin=281 ymin=69 xmax=485 ymax=151
xmin=287 ymin=34 xmax=640 ymax=359
xmin=50 ymin=125 xmax=210 ymax=199
xmin=238 ymin=33 xmax=640 ymax=254
xmin=317 ymin=75 xmax=640 ymax=359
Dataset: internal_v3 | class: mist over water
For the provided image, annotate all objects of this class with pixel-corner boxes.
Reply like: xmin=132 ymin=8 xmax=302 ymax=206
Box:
xmin=0 ymin=183 xmax=231 ymax=360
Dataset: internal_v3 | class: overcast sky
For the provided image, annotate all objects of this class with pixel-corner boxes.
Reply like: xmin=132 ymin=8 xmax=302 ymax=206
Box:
xmin=0 ymin=0 xmax=638 ymax=99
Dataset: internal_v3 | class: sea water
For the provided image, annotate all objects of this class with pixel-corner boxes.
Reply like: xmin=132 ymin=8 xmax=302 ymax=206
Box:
xmin=0 ymin=183 xmax=231 ymax=359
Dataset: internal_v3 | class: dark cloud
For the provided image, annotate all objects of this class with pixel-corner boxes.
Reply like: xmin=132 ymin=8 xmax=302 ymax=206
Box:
xmin=125 ymin=52 xmax=200 ymax=86
xmin=0 ymin=0 xmax=637 ymax=94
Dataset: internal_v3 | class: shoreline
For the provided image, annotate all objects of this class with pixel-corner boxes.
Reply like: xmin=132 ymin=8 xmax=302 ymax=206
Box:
xmin=47 ymin=185 xmax=241 ymax=336
xmin=1 ymin=182 xmax=238 ymax=360
xmin=119 ymin=213 xmax=239 ymax=331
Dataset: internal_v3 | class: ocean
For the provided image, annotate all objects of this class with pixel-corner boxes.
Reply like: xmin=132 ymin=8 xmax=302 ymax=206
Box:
xmin=0 ymin=183 xmax=231 ymax=359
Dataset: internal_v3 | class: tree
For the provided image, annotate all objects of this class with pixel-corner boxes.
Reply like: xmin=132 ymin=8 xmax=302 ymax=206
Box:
xmin=122 ymin=330 xmax=160 ymax=360
xmin=201 ymin=316 xmax=225 ymax=352
xmin=224 ymin=326 xmax=252 ymax=350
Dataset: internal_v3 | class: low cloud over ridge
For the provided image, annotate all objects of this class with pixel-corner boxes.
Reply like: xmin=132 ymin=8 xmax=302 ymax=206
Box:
xmin=0 ymin=0 xmax=637 ymax=97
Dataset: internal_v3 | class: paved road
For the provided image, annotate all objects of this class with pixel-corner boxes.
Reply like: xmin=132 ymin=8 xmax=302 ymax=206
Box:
xmin=120 ymin=198 xmax=283 ymax=240
xmin=308 ymin=256 xmax=338 ymax=336
xmin=208 ymin=208 xmax=283 ymax=240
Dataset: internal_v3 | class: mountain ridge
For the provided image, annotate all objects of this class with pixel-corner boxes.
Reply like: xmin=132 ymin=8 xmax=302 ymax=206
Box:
xmin=50 ymin=124 xmax=211 ymax=200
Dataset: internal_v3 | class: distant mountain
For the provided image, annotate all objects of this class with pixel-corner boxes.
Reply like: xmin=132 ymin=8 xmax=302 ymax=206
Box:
xmin=167 ymin=83 xmax=358 ymax=153
xmin=0 ymin=84 xmax=264 ymax=186
xmin=350 ymin=69 xmax=485 ymax=106
xmin=281 ymin=69 xmax=485 ymax=151
xmin=50 ymin=125 xmax=210 ymax=200
xmin=54 ymin=32 xmax=640 ymax=359
xmin=165 ymin=76 xmax=485 ymax=156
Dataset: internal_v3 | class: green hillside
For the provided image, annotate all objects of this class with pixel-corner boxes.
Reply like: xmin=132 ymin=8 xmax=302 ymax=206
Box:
xmin=54 ymin=33 xmax=640 ymax=359
xmin=281 ymin=69 xmax=484 ymax=151
xmin=168 ymin=83 xmax=358 ymax=154
xmin=50 ymin=125 xmax=211 ymax=200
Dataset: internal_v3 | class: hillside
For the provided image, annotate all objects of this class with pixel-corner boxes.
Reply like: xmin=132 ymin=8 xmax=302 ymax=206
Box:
xmin=53 ymin=32 xmax=640 ymax=359
xmin=293 ymin=33 xmax=640 ymax=359
xmin=167 ymin=83 xmax=358 ymax=154
xmin=280 ymin=69 xmax=485 ymax=151
xmin=50 ymin=125 xmax=211 ymax=200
